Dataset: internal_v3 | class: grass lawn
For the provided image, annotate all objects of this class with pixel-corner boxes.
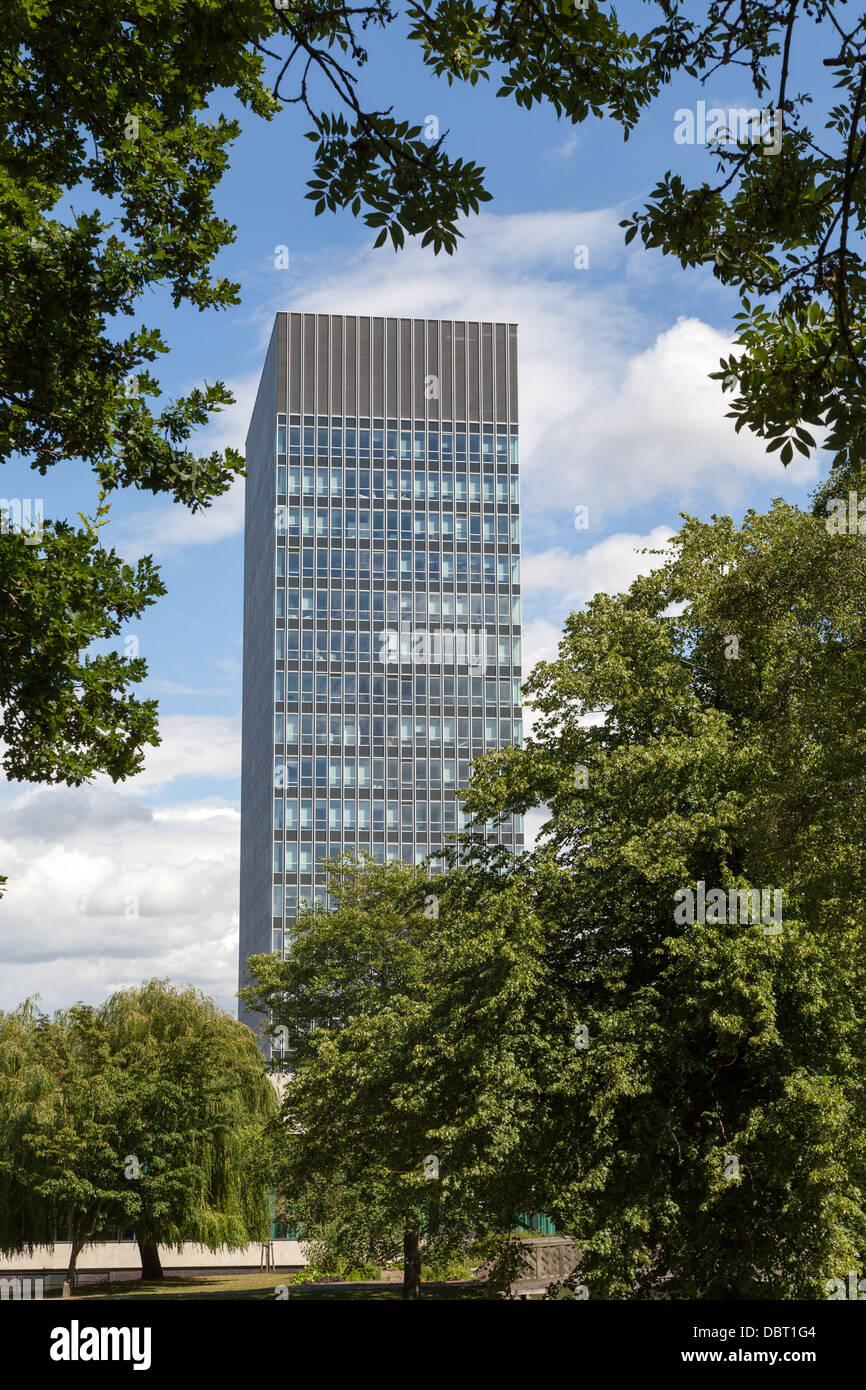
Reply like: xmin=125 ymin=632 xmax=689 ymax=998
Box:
xmin=53 ymin=1272 xmax=490 ymax=1300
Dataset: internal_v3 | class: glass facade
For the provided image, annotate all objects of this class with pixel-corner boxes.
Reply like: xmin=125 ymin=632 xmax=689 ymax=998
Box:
xmin=270 ymin=413 xmax=523 ymax=951
xmin=239 ymin=316 xmax=523 ymax=1025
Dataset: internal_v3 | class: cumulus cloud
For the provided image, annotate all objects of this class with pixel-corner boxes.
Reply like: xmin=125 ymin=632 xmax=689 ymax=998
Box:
xmin=106 ymin=712 xmax=242 ymax=794
xmin=0 ymin=786 xmax=241 ymax=1016
xmin=522 ymin=526 xmax=676 ymax=616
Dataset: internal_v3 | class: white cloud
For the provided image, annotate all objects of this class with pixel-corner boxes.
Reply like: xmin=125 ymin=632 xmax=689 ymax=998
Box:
xmin=547 ymin=131 xmax=580 ymax=160
xmin=522 ymin=526 xmax=676 ymax=615
xmin=95 ymin=713 xmax=242 ymax=794
xmin=0 ymin=786 xmax=241 ymax=1016
xmin=521 ymin=316 xmax=818 ymax=521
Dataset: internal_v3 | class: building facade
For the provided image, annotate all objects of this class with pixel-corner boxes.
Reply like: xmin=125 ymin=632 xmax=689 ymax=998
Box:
xmin=238 ymin=313 xmax=523 ymax=1034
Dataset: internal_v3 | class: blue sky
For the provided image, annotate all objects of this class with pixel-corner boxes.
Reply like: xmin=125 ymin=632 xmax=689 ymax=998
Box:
xmin=0 ymin=5 xmax=832 ymax=1016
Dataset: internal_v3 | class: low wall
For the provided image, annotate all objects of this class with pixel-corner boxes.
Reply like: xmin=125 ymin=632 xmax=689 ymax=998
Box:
xmin=0 ymin=1240 xmax=307 ymax=1273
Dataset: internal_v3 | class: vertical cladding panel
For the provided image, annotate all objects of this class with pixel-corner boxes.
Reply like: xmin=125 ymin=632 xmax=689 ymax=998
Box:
xmin=330 ymin=315 xmax=343 ymax=415
xmin=358 ymin=317 xmax=370 ymax=417
xmin=441 ymin=320 xmax=453 ymax=419
xmin=289 ymin=313 xmax=302 ymax=414
xmin=481 ymin=321 xmax=494 ymax=420
xmin=345 ymin=315 xmax=357 ymax=415
xmin=372 ymin=318 xmax=384 ymax=416
xmin=275 ymin=312 xmax=288 ymax=414
xmin=316 ymin=316 xmax=330 ymax=415
xmin=468 ymin=322 xmax=480 ymax=419
xmin=494 ymin=323 xmax=507 ymax=422
xmin=397 ymin=319 xmax=410 ymax=417
xmin=385 ymin=319 xmax=398 ymax=417
xmin=413 ymin=320 xmax=426 ymax=418
xmin=454 ymin=321 xmax=466 ymax=420
xmin=302 ymin=314 xmax=316 ymax=413
xmin=426 ymin=320 xmax=440 ymax=420
xmin=508 ymin=324 xmax=518 ymax=423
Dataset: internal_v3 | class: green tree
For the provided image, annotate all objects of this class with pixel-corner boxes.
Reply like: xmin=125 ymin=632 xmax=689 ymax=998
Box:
xmin=0 ymin=981 xmax=277 ymax=1284
xmin=0 ymin=0 xmax=280 ymax=812
xmin=462 ymin=499 xmax=866 ymax=1298
xmin=241 ymin=854 xmax=546 ymax=1299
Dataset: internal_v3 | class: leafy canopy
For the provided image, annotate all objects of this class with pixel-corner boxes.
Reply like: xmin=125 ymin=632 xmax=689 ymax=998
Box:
xmin=0 ymin=981 xmax=277 ymax=1269
xmin=461 ymin=500 xmax=866 ymax=1297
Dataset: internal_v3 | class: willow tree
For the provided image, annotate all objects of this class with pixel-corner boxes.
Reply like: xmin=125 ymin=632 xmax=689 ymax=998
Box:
xmin=0 ymin=981 xmax=277 ymax=1284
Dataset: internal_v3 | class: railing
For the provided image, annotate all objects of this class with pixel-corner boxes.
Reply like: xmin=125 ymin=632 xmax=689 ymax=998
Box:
xmin=509 ymin=1237 xmax=581 ymax=1298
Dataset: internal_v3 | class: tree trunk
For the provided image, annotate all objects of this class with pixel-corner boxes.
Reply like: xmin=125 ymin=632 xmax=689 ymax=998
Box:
xmin=137 ymin=1238 xmax=164 ymax=1281
xmin=403 ymin=1225 xmax=422 ymax=1301
xmin=65 ymin=1236 xmax=83 ymax=1290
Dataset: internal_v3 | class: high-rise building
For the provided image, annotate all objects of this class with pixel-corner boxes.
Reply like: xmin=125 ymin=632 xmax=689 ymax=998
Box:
xmin=238 ymin=313 xmax=523 ymax=1033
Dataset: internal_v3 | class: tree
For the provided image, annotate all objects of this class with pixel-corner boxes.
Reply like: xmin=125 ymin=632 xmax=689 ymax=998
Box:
xmin=462 ymin=498 xmax=866 ymax=1298
xmin=241 ymin=854 xmax=547 ymax=1299
xmin=0 ymin=0 xmax=281 ymax=808
xmin=0 ymin=981 xmax=277 ymax=1284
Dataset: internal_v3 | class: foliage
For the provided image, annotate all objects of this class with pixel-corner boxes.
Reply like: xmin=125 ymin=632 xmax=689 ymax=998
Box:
xmin=241 ymin=853 xmax=547 ymax=1294
xmin=462 ymin=499 xmax=866 ymax=1298
xmin=0 ymin=980 xmax=277 ymax=1279
xmin=421 ymin=1254 xmax=475 ymax=1281
xmin=0 ymin=0 xmax=280 ymax=812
